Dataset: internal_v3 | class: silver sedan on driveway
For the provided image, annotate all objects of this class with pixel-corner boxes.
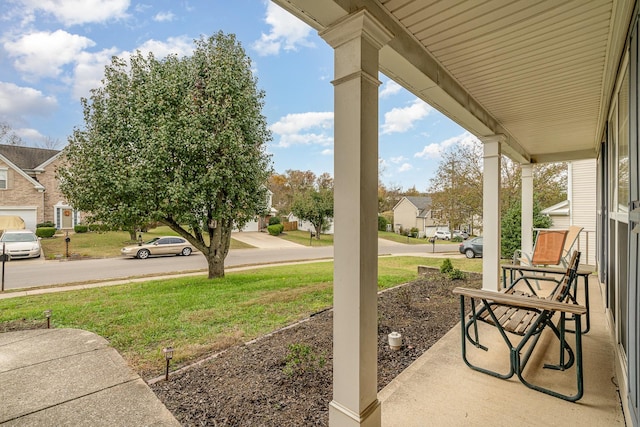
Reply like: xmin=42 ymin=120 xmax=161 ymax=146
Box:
xmin=121 ymin=236 xmax=196 ymax=259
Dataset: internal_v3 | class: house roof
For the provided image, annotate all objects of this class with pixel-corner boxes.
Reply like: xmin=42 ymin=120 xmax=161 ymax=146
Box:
xmin=541 ymin=200 xmax=570 ymax=216
xmin=274 ymin=0 xmax=634 ymax=164
xmin=405 ymin=196 xmax=431 ymax=211
xmin=393 ymin=196 xmax=432 ymax=217
xmin=0 ymin=144 xmax=60 ymax=171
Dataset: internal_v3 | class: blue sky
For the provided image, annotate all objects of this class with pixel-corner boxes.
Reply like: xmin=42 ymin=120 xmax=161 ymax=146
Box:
xmin=0 ymin=0 xmax=474 ymax=191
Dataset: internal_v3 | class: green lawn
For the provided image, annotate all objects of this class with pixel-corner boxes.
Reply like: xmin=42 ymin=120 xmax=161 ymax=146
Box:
xmin=39 ymin=225 xmax=254 ymax=259
xmin=277 ymin=230 xmax=334 ymax=246
xmin=39 ymin=227 xmax=456 ymax=258
xmin=377 ymin=230 xmax=454 ymax=245
xmin=0 ymin=256 xmax=460 ymax=376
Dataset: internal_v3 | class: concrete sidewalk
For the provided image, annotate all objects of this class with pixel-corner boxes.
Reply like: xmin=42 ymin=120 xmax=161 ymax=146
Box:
xmin=231 ymin=231 xmax=305 ymax=248
xmin=0 ymin=328 xmax=179 ymax=426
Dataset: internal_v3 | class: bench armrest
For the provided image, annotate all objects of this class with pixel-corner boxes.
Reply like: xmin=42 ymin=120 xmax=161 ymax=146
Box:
xmin=453 ymin=287 xmax=587 ymax=316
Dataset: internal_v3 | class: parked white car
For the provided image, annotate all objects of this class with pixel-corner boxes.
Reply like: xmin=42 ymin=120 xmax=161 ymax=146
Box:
xmin=434 ymin=230 xmax=451 ymax=240
xmin=0 ymin=230 xmax=42 ymax=259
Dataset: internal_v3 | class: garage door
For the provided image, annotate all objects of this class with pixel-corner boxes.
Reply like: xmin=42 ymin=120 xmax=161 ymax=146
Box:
xmin=0 ymin=208 xmax=37 ymax=231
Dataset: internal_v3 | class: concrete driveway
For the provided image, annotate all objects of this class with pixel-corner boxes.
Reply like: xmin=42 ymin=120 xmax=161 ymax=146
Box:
xmin=231 ymin=232 xmax=304 ymax=249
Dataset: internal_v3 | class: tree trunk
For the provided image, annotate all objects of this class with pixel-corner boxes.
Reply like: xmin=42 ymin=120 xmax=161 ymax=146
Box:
xmin=205 ymin=220 xmax=232 ymax=279
xmin=128 ymin=229 xmax=137 ymax=241
xmin=206 ymin=253 xmax=225 ymax=279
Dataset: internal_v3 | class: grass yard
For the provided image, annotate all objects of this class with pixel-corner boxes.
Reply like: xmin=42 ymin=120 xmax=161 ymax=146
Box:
xmin=377 ymin=230 xmax=454 ymax=245
xmin=39 ymin=225 xmax=254 ymax=259
xmin=0 ymin=256 xmax=471 ymax=376
xmin=276 ymin=229 xmax=334 ymax=246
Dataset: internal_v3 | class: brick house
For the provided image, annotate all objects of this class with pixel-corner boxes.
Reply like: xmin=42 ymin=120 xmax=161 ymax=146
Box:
xmin=0 ymin=144 xmax=79 ymax=231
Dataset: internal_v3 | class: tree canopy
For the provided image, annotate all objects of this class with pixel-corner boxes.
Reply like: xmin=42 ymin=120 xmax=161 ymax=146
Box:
xmin=427 ymin=139 xmax=567 ymax=235
xmin=59 ymin=32 xmax=272 ymax=278
xmin=290 ymin=173 xmax=334 ymax=239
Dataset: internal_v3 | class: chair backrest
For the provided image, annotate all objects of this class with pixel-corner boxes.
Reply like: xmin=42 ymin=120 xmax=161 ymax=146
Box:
xmin=531 ymin=229 xmax=568 ymax=265
xmin=562 ymin=225 xmax=584 ymax=259
xmin=549 ymin=251 xmax=581 ymax=302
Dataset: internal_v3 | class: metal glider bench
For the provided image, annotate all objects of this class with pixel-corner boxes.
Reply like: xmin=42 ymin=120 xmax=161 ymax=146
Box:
xmin=453 ymin=252 xmax=586 ymax=401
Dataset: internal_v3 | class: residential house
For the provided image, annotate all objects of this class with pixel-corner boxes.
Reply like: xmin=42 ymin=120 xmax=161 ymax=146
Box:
xmin=392 ymin=196 xmax=440 ymax=237
xmin=277 ymin=2 xmax=638 ymax=426
xmin=286 ymin=212 xmax=335 ymax=234
xmin=542 ymin=160 xmax=597 ymax=265
xmin=234 ymin=189 xmax=277 ymax=232
xmin=0 ymin=144 xmax=79 ymax=231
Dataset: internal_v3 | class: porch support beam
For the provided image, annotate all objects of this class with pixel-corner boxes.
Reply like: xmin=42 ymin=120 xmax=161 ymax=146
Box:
xmin=521 ymin=163 xmax=534 ymax=255
xmin=320 ymin=10 xmax=393 ymax=427
xmin=480 ymin=135 xmax=504 ymax=291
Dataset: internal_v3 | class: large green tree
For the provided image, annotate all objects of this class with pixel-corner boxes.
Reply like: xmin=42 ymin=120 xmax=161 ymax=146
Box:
xmin=501 ymin=198 xmax=552 ymax=258
xmin=59 ymin=32 xmax=272 ymax=278
xmin=291 ymin=173 xmax=334 ymax=239
xmin=268 ymin=169 xmax=317 ymax=216
xmin=428 ymin=140 xmax=567 ymax=234
xmin=428 ymin=142 xmax=483 ymax=233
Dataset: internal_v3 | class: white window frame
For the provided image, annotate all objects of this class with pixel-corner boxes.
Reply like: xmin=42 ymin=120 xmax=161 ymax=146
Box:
xmin=0 ymin=169 xmax=7 ymax=190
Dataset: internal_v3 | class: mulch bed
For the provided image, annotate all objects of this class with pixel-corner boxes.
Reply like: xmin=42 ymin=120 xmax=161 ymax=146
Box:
xmin=151 ymin=268 xmax=482 ymax=426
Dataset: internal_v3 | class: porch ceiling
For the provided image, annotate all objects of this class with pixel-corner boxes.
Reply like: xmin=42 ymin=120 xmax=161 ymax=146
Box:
xmin=273 ymin=0 xmax=636 ymax=163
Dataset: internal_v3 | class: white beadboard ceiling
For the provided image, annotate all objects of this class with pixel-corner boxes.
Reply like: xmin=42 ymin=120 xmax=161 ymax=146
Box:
xmin=274 ymin=0 xmax=636 ymax=163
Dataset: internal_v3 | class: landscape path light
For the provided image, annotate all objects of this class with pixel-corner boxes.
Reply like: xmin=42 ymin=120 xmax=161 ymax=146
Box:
xmin=43 ymin=309 xmax=52 ymax=329
xmin=163 ymin=346 xmax=174 ymax=381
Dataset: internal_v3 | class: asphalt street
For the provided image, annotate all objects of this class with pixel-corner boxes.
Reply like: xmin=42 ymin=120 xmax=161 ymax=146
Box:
xmin=1 ymin=239 xmax=460 ymax=291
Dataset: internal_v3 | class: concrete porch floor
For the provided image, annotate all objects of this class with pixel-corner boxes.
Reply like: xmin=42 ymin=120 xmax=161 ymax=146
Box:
xmin=379 ymin=274 xmax=626 ymax=426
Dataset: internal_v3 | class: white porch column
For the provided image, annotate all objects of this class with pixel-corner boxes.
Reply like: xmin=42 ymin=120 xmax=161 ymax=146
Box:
xmin=480 ymin=135 xmax=504 ymax=291
xmin=320 ymin=11 xmax=392 ymax=427
xmin=521 ymin=163 xmax=534 ymax=255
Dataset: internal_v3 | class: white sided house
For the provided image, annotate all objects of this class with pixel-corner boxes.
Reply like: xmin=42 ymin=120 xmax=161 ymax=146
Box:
xmin=286 ymin=212 xmax=335 ymax=235
xmin=392 ymin=196 xmax=441 ymax=237
xmin=542 ymin=160 xmax=597 ymax=265
xmin=234 ymin=189 xmax=277 ymax=232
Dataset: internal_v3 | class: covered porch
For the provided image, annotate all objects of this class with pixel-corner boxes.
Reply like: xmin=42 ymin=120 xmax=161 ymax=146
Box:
xmin=379 ymin=274 xmax=624 ymax=426
xmin=273 ymin=1 xmax=639 ymax=426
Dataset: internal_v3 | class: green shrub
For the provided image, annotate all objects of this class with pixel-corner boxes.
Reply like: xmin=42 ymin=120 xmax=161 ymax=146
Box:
xmin=88 ymin=223 xmax=111 ymax=232
xmin=282 ymin=343 xmax=326 ymax=377
xmin=378 ymin=215 xmax=388 ymax=231
xmin=268 ymin=216 xmax=281 ymax=226
xmin=440 ymin=258 xmax=454 ymax=274
xmin=267 ymin=224 xmax=284 ymax=236
xmin=74 ymin=224 xmax=89 ymax=233
xmin=36 ymin=227 xmax=56 ymax=238
xmin=37 ymin=221 xmax=55 ymax=228
xmin=410 ymin=227 xmax=419 ymax=237
xmin=448 ymin=268 xmax=467 ymax=280
xmin=451 ymin=236 xmax=463 ymax=243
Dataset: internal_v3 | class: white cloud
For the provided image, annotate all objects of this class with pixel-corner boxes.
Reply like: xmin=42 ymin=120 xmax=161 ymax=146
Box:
xmin=252 ymin=2 xmax=314 ymax=56
xmin=380 ymin=80 xmax=402 ymax=99
xmin=321 ymin=149 xmax=333 ymax=156
xmin=390 ymin=155 xmax=407 ymax=164
xmin=15 ymin=127 xmax=45 ymax=141
xmin=72 ymin=36 xmax=193 ymax=99
xmin=19 ymin=0 xmax=130 ymax=26
xmin=381 ymin=98 xmax=432 ymax=134
xmin=72 ymin=48 xmax=118 ymax=99
xmin=153 ymin=11 xmax=175 ymax=22
xmin=134 ymin=36 xmax=193 ymax=59
xmin=4 ymin=30 xmax=95 ymax=79
xmin=398 ymin=163 xmax=413 ymax=172
xmin=414 ymin=131 xmax=480 ymax=159
xmin=0 ymin=82 xmax=57 ymax=121
xmin=270 ymin=112 xmax=333 ymax=148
